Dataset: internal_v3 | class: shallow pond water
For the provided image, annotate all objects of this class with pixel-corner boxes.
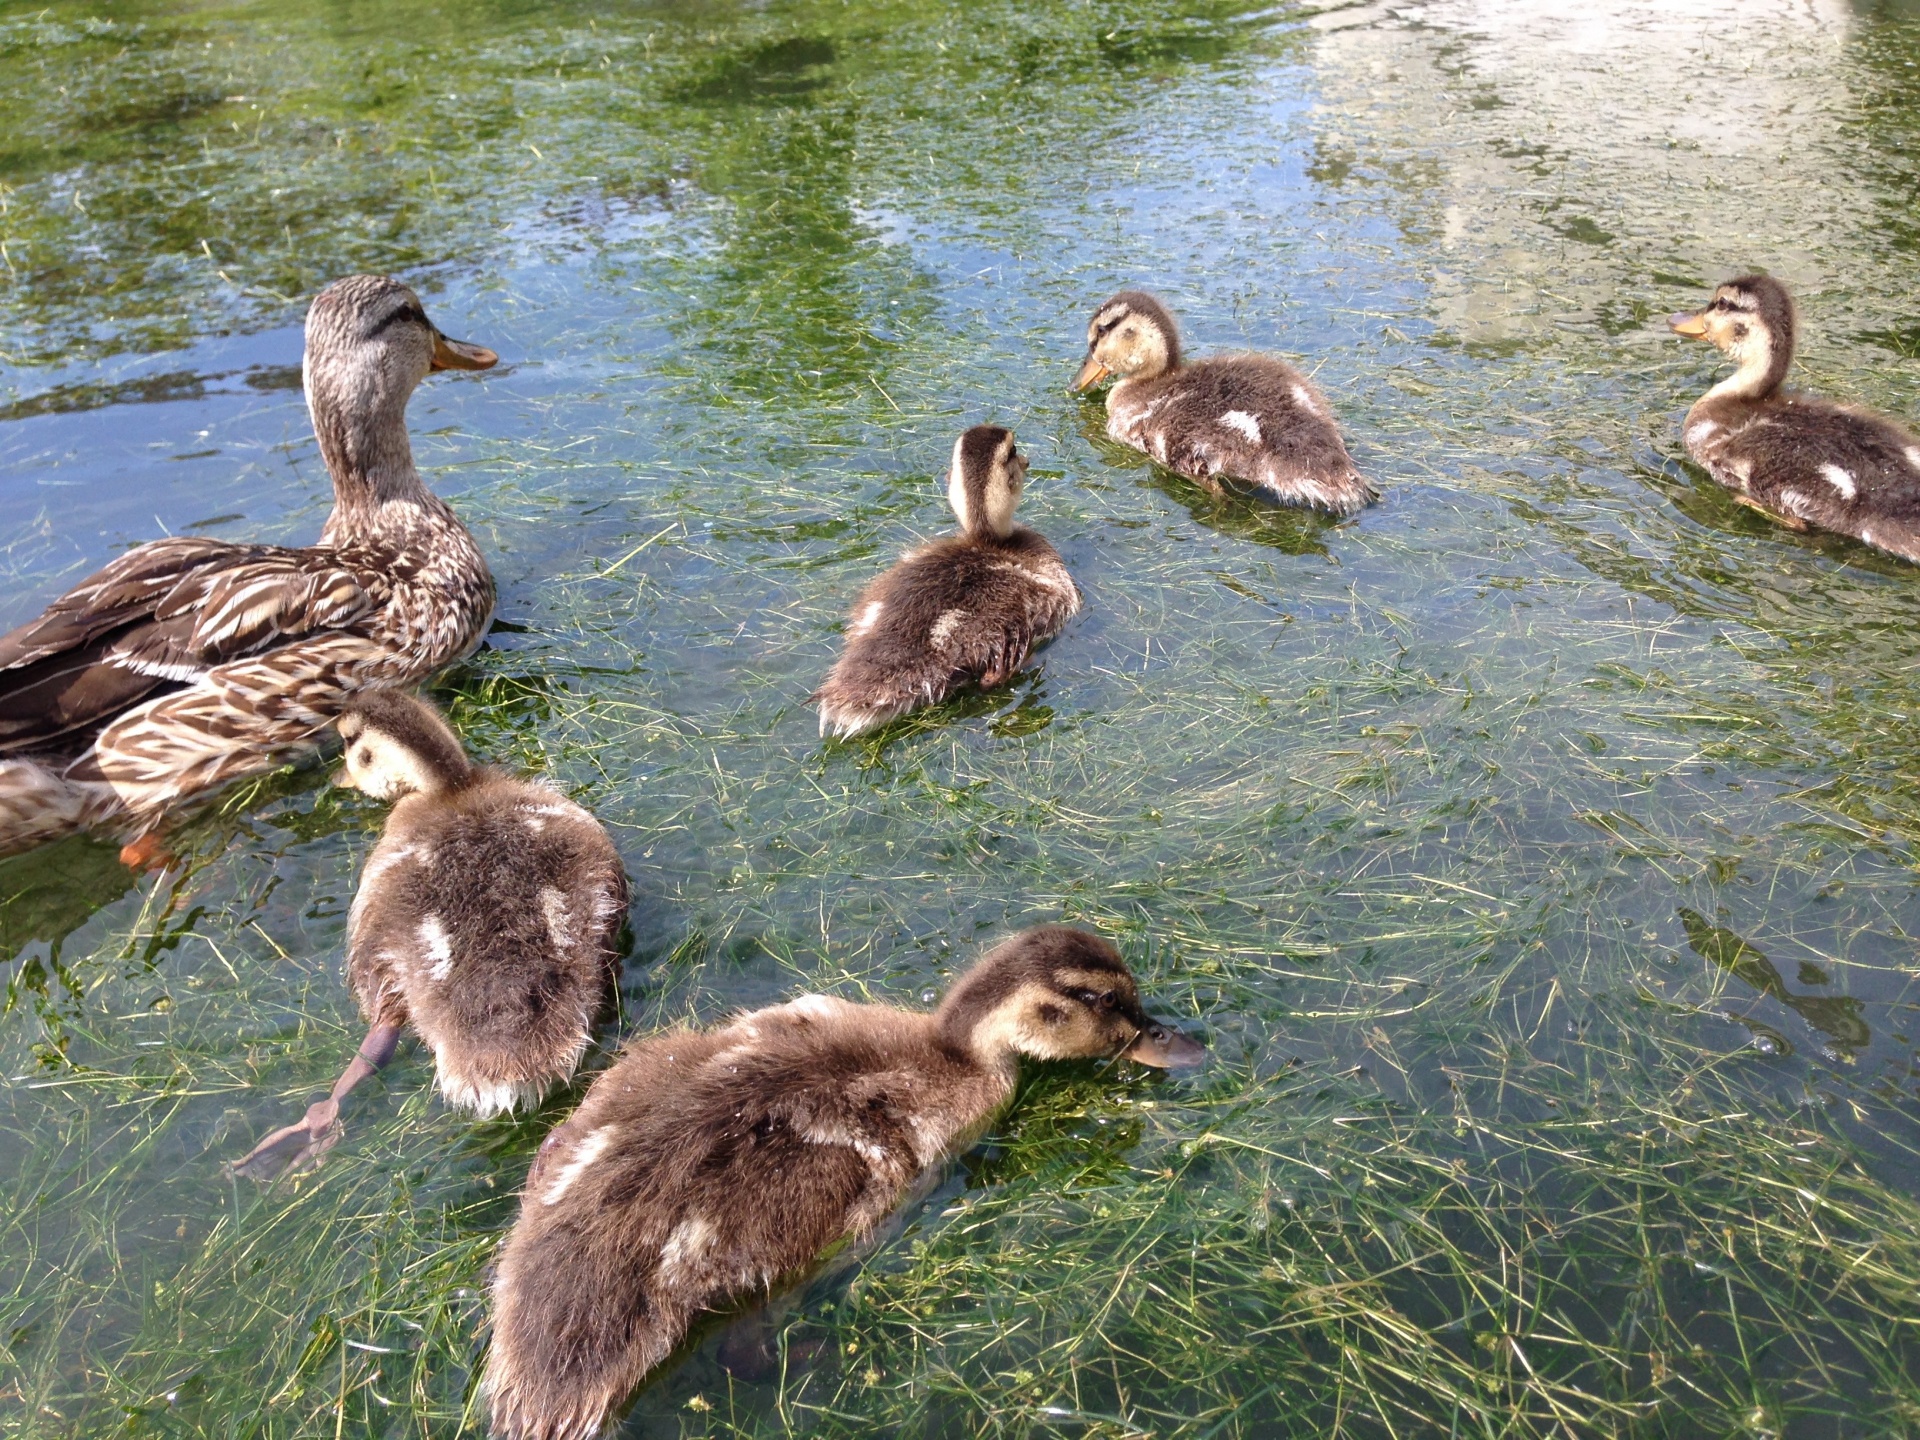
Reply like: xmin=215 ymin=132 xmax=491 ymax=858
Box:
xmin=4 ymin=0 xmax=1920 ymax=1434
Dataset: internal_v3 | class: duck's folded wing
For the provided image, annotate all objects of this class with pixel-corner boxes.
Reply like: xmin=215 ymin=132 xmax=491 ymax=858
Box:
xmin=0 ymin=536 xmax=374 ymax=752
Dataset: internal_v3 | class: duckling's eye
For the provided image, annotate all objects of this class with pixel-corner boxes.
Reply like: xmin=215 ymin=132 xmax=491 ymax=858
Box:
xmin=1079 ymin=989 xmax=1117 ymax=1012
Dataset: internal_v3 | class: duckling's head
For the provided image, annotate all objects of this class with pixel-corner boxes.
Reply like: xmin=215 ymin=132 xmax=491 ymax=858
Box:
xmin=335 ymin=690 xmax=475 ymax=801
xmin=1668 ymin=274 xmax=1795 ymax=399
xmin=938 ymin=925 xmax=1206 ymax=1071
xmin=947 ymin=424 xmax=1029 ymax=541
xmin=1073 ymin=290 xmax=1182 ymax=391
xmin=304 ymin=276 xmax=497 ymax=496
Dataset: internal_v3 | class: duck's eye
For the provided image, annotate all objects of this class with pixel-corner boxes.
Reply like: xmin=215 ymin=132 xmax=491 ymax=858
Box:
xmin=1079 ymin=989 xmax=1117 ymax=1012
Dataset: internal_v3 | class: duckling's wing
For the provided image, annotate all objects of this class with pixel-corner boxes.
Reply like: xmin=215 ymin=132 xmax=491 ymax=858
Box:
xmin=489 ymin=1033 xmax=925 ymax=1440
xmin=812 ymin=541 xmax=1080 ymax=737
xmin=1122 ymin=360 xmax=1374 ymax=515
xmin=0 ymin=536 xmax=374 ymax=753
xmin=1712 ymin=402 xmax=1920 ymax=560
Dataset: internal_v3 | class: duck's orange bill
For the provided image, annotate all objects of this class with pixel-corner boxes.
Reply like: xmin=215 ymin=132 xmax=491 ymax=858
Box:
xmin=432 ymin=333 xmax=499 ymax=370
xmin=1667 ymin=311 xmax=1710 ymax=339
xmin=1072 ymin=355 xmax=1112 ymax=391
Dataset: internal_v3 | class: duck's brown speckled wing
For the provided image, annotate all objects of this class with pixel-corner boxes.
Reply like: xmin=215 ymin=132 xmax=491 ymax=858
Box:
xmin=0 ymin=535 xmax=377 ymax=754
xmin=812 ymin=530 xmax=1081 ymax=737
xmin=1110 ymin=357 xmax=1375 ymax=515
xmin=68 ymin=631 xmax=392 ymax=808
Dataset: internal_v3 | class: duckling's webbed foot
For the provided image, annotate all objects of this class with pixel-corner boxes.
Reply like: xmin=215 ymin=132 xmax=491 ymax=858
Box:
xmin=229 ymin=1097 xmax=345 ymax=1182
xmin=229 ymin=1021 xmax=404 ymax=1183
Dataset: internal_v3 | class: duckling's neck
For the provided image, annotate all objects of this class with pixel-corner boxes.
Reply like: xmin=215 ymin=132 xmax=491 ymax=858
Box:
xmin=1708 ymin=332 xmax=1793 ymax=404
xmin=307 ymin=368 xmax=432 ymax=519
xmin=934 ymin=989 xmax=1025 ymax=1080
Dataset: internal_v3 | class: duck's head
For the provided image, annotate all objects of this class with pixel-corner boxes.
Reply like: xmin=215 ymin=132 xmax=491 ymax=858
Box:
xmin=304 ymin=276 xmax=497 ymax=498
xmin=335 ymin=690 xmax=475 ymax=801
xmin=937 ymin=925 xmax=1207 ymax=1071
xmin=1668 ymin=274 xmax=1795 ymax=399
xmin=1073 ymin=290 xmax=1182 ymax=391
xmin=948 ymin=424 xmax=1029 ymax=541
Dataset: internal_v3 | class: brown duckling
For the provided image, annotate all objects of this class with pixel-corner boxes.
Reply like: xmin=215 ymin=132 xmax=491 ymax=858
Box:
xmin=1073 ymin=289 xmax=1375 ymax=515
xmin=482 ymin=924 xmax=1204 ymax=1440
xmin=811 ymin=425 xmax=1080 ymax=738
xmin=1669 ymin=273 xmax=1920 ymax=562
xmin=232 ymin=690 xmax=627 ymax=1180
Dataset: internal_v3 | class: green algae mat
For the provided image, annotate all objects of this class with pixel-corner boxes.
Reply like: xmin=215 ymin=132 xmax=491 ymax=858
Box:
xmin=4 ymin=0 xmax=1920 ymax=1434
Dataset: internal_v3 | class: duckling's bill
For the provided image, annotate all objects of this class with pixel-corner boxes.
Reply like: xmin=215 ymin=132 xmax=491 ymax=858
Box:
xmin=1072 ymin=355 xmax=1112 ymax=391
xmin=1125 ymin=1020 xmax=1207 ymax=1069
xmin=431 ymin=332 xmax=499 ymax=370
xmin=1667 ymin=311 xmax=1710 ymax=339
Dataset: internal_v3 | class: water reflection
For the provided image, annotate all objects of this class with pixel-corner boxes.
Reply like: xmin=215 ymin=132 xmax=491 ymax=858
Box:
xmin=1679 ymin=906 xmax=1870 ymax=1057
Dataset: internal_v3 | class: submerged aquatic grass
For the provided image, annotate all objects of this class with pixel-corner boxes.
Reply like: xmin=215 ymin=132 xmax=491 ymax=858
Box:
xmin=4 ymin=0 xmax=1920 ymax=1435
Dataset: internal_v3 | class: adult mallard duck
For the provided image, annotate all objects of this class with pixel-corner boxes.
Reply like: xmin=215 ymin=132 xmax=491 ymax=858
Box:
xmin=1073 ymin=289 xmax=1376 ymax=515
xmin=232 ymin=690 xmax=627 ymax=1181
xmin=0 ymin=275 xmax=498 ymax=859
xmin=1670 ymin=273 xmax=1920 ymax=562
xmin=482 ymin=924 xmax=1203 ymax=1440
xmin=811 ymin=424 xmax=1080 ymax=737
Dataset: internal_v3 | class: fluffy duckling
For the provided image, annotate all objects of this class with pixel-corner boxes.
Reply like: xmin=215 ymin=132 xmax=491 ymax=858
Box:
xmin=232 ymin=690 xmax=627 ymax=1180
xmin=1074 ymin=289 xmax=1375 ymax=515
xmin=811 ymin=425 xmax=1080 ymax=737
xmin=1670 ymin=274 xmax=1920 ymax=562
xmin=0 ymin=275 xmax=498 ymax=860
xmin=482 ymin=924 xmax=1204 ymax=1440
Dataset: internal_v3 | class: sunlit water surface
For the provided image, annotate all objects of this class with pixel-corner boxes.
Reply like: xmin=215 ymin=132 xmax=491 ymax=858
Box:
xmin=4 ymin=0 xmax=1920 ymax=1435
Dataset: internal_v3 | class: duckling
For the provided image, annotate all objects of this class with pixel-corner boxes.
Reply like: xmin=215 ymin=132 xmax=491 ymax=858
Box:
xmin=0 ymin=275 xmax=499 ymax=860
xmin=482 ymin=924 xmax=1204 ymax=1440
xmin=1073 ymin=289 xmax=1375 ymax=515
xmin=811 ymin=425 xmax=1080 ymax=737
xmin=1670 ymin=273 xmax=1920 ymax=562
xmin=232 ymin=690 xmax=627 ymax=1180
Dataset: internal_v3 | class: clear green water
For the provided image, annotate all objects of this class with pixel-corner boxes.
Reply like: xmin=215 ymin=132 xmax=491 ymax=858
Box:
xmin=4 ymin=0 xmax=1920 ymax=1434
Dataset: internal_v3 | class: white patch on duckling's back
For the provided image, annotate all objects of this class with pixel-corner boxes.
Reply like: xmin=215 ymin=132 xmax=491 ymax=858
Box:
xmin=929 ymin=608 xmax=968 ymax=648
xmin=541 ymin=1125 xmax=615 ymax=1206
xmin=991 ymin=560 xmax=1075 ymax=598
xmin=851 ymin=601 xmax=884 ymax=637
xmin=539 ymin=887 xmax=573 ymax=953
xmin=658 ymin=1215 xmax=717 ymax=1284
xmin=1291 ymin=384 xmax=1320 ymax=416
xmin=420 ymin=915 xmax=454 ymax=982
xmin=1686 ymin=418 xmax=1720 ymax=447
xmin=801 ymin=1117 xmax=889 ymax=1165
xmin=1218 ymin=410 xmax=1262 ymax=444
xmin=1906 ymin=446 xmax=1920 ymax=472
xmin=1819 ymin=463 xmax=1857 ymax=500
xmin=787 ymin=993 xmax=847 ymax=1022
